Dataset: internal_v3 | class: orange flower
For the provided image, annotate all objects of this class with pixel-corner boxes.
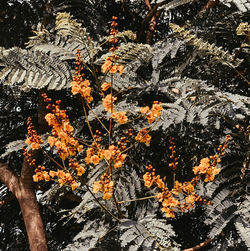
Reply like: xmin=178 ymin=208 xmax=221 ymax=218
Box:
xmin=71 ymin=181 xmax=78 ymax=191
xmin=151 ymin=101 xmax=163 ymax=118
xmin=111 ymin=111 xmax=128 ymax=124
xmin=171 ymin=181 xmax=183 ymax=195
xmin=204 ymin=167 xmax=220 ymax=182
xmin=93 ymin=174 xmax=114 ymax=200
xmin=101 ymin=57 xmax=124 ymax=74
xmin=102 ymin=94 xmax=117 ymax=112
xmin=114 ymin=153 xmax=127 ymax=168
xmin=77 ymin=166 xmax=85 ymax=176
xmin=101 ymin=57 xmax=113 ymax=73
xmin=44 ymin=98 xmax=83 ymax=160
xmin=140 ymin=102 xmax=162 ymax=124
xmin=193 ymin=157 xmax=210 ymax=174
xmin=103 ymin=180 xmax=114 ymax=200
xmin=93 ymin=180 xmax=102 ymax=193
xmin=90 ymin=155 xmax=100 ymax=165
xmin=182 ymin=182 xmax=194 ymax=194
xmin=49 ymin=170 xmax=57 ymax=178
xmin=42 ymin=171 xmax=50 ymax=182
xmin=185 ymin=194 xmax=196 ymax=204
xmin=69 ymin=159 xmax=86 ymax=176
xmin=71 ymin=49 xmax=93 ymax=103
xmin=140 ymin=106 xmax=150 ymax=114
xmin=33 ymin=174 xmax=39 ymax=182
xmin=161 ymin=207 xmax=175 ymax=218
xmin=155 ymin=175 xmax=165 ymax=189
xmin=162 ymin=196 xmax=180 ymax=208
xmin=135 ymin=128 xmax=151 ymax=146
xmin=143 ymin=172 xmax=153 ymax=188
xmin=146 ymin=113 xmax=155 ymax=124
xmin=25 ymin=118 xmax=43 ymax=150
xmin=101 ymin=82 xmax=111 ymax=91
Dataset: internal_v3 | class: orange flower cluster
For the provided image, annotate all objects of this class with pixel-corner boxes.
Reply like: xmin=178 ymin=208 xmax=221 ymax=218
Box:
xmin=33 ymin=165 xmax=50 ymax=182
xmin=43 ymin=94 xmax=83 ymax=160
xmin=143 ymin=164 xmax=165 ymax=188
xmin=135 ymin=128 xmax=151 ymax=146
xmin=85 ymin=144 xmax=103 ymax=166
xmin=102 ymin=94 xmax=128 ymax=124
xmin=140 ymin=101 xmax=163 ymax=124
xmin=143 ymin=135 xmax=231 ymax=218
xmin=192 ymin=157 xmax=220 ymax=182
xmin=49 ymin=169 xmax=78 ymax=190
xmin=111 ymin=111 xmax=128 ymax=124
xmin=102 ymin=94 xmax=117 ymax=112
xmin=23 ymin=148 xmax=51 ymax=183
xmin=71 ymin=49 xmax=93 ymax=103
xmin=143 ymin=164 xmax=202 ymax=218
xmin=22 ymin=147 xmax=36 ymax=167
xmin=101 ymin=56 xmax=124 ymax=74
xmin=101 ymin=16 xmax=124 ymax=74
xmin=168 ymin=137 xmax=178 ymax=170
xmin=102 ymin=144 xmax=127 ymax=168
xmin=156 ymin=189 xmax=180 ymax=218
xmin=143 ymin=165 xmax=180 ymax=217
xmin=117 ymin=129 xmax=133 ymax=150
xmin=85 ymin=137 xmax=127 ymax=169
xmin=93 ymin=172 xmax=114 ymax=200
xmin=109 ymin=16 xmax=118 ymax=52
xmin=217 ymin=134 xmax=231 ymax=156
xmin=69 ymin=159 xmax=85 ymax=176
xmin=101 ymin=82 xmax=111 ymax=91
xmin=85 ymin=130 xmax=103 ymax=165
xmin=193 ymin=135 xmax=231 ymax=182
xmin=25 ymin=117 xmax=43 ymax=150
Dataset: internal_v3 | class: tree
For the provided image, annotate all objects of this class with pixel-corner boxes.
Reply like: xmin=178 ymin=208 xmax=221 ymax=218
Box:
xmin=0 ymin=1 xmax=249 ymax=250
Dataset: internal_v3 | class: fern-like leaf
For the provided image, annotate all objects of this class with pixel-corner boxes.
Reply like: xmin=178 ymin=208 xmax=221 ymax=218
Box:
xmin=0 ymin=47 xmax=72 ymax=91
xmin=95 ymin=42 xmax=152 ymax=66
xmin=158 ymin=0 xmax=195 ymax=11
xmin=55 ymin=12 xmax=97 ymax=62
xmin=169 ymin=23 xmax=243 ymax=67
xmin=120 ymin=216 xmax=179 ymax=250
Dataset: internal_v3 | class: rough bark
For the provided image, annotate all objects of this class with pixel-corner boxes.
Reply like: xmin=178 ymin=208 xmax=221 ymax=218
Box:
xmin=0 ymin=159 xmax=48 ymax=251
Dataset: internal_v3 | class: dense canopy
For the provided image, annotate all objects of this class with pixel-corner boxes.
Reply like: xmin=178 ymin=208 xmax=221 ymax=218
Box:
xmin=0 ymin=1 xmax=249 ymax=250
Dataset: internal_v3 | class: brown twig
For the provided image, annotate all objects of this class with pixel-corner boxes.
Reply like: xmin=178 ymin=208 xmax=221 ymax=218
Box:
xmin=183 ymin=231 xmax=224 ymax=251
xmin=137 ymin=0 xmax=170 ymax=43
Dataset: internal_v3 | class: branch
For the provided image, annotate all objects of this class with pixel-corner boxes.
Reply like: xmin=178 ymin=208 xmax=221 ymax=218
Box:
xmin=183 ymin=231 xmax=224 ymax=251
xmin=137 ymin=0 xmax=170 ymax=43
xmin=145 ymin=0 xmax=152 ymax=10
xmin=0 ymin=161 xmax=19 ymax=196
xmin=183 ymin=238 xmax=213 ymax=251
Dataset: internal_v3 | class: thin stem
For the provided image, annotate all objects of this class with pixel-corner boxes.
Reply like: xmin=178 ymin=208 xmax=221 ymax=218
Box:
xmin=232 ymin=34 xmax=248 ymax=62
xmin=121 ymin=117 xmax=161 ymax=154
xmin=108 ymin=75 xmax=114 ymax=148
xmin=118 ymin=195 xmax=156 ymax=204
xmin=81 ymin=98 xmax=95 ymax=141
xmin=228 ymin=63 xmax=250 ymax=85
xmin=85 ymin=184 xmax=121 ymax=222
xmin=112 ymin=193 xmax=124 ymax=218
xmin=42 ymin=149 xmax=64 ymax=170
xmin=183 ymin=232 xmax=224 ymax=251
xmin=85 ymin=102 xmax=109 ymax=133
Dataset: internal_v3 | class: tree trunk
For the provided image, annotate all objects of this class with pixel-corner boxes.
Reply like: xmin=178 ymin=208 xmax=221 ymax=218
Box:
xmin=0 ymin=160 xmax=48 ymax=251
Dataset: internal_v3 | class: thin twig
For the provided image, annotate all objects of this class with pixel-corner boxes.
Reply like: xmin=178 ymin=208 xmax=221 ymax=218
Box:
xmin=85 ymin=184 xmax=121 ymax=222
xmin=118 ymin=195 xmax=156 ymax=204
xmin=85 ymin=102 xmax=109 ymax=133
